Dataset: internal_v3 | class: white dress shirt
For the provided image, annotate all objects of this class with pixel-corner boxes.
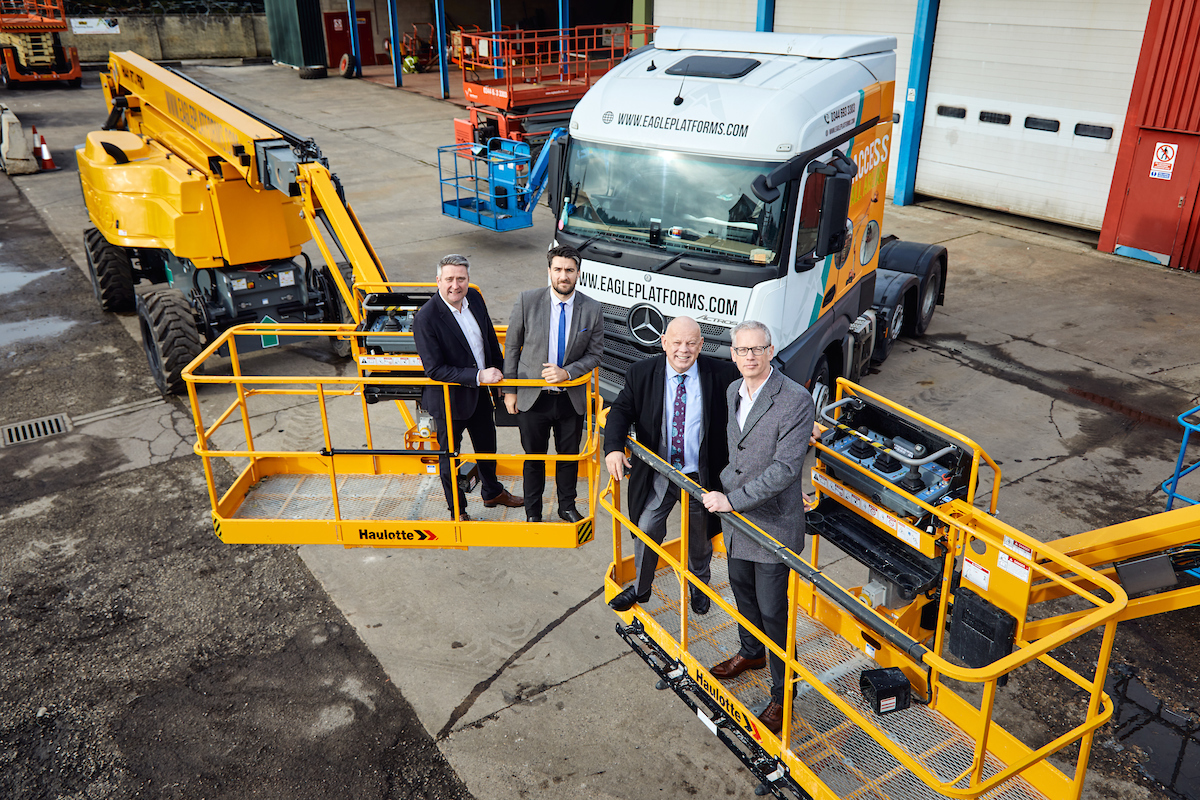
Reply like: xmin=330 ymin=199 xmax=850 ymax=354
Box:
xmin=737 ymin=367 xmax=773 ymax=430
xmin=662 ymin=360 xmax=701 ymax=474
xmin=442 ymin=293 xmax=487 ymax=379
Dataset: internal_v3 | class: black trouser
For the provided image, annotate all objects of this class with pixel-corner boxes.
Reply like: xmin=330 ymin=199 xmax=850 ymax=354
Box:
xmin=728 ymin=557 xmax=791 ymax=704
xmin=516 ymin=390 xmax=583 ymax=517
xmin=632 ymin=472 xmax=713 ymax=597
xmin=435 ymin=388 xmax=504 ymax=512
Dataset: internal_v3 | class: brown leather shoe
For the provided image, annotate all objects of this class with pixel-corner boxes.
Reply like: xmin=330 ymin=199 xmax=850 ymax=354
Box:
xmin=483 ymin=489 xmax=523 ymax=508
xmin=757 ymin=701 xmax=785 ymax=735
xmin=709 ymin=653 xmax=767 ymax=679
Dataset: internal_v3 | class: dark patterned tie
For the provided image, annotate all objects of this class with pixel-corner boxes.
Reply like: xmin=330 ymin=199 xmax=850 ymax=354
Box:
xmin=669 ymin=374 xmax=686 ymax=469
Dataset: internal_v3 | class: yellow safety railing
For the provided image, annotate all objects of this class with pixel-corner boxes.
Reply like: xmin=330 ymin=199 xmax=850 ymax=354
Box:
xmin=601 ymin=381 xmax=1128 ymax=800
xmin=183 ymin=322 xmax=604 ymax=550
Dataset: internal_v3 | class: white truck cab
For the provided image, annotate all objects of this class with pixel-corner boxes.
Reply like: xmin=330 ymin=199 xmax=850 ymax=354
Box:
xmin=544 ymin=27 xmax=946 ymax=405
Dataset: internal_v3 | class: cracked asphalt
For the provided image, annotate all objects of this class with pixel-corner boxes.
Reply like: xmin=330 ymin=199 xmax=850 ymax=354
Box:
xmin=3 ymin=64 xmax=1200 ymax=800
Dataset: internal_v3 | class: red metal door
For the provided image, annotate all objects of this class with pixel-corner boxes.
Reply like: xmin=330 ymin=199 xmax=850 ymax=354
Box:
xmin=322 ymin=10 xmax=375 ymax=68
xmin=1114 ymin=132 xmax=1199 ymax=265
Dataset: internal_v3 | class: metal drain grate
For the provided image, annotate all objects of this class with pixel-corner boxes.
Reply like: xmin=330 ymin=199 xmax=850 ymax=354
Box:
xmin=2 ymin=413 xmax=73 ymax=447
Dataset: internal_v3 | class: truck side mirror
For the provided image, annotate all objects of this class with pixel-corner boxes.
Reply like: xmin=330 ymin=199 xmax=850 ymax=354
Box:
xmin=810 ymin=149 xmax=857 ymax=258
xmin=544 ymin=134 xmax=568 ymax=212
xmin=814 ymin=173 xmax=852 ymax=257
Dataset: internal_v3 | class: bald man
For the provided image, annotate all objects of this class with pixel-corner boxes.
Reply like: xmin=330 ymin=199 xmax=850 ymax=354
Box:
xmin=604 ymin=317 xmax=742 ymax=614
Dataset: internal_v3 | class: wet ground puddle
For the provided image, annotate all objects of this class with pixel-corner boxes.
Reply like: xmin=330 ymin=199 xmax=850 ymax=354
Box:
xmin=1106 ymin=664 xmax=1200 ymax=798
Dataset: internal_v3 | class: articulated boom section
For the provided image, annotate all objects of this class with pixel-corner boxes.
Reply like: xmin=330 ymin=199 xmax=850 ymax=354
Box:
xmin=183 ymin=307 xmax=605 ymax=551
xmin=601 ymin=379 xmax=1197 ymax=800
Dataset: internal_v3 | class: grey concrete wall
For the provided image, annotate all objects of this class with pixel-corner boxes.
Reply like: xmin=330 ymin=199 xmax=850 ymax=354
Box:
xmin=63 ymin=15 xmax=271 ymax=62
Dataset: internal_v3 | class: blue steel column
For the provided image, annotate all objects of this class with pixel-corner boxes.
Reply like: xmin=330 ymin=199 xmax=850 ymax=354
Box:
xmin=558 ymin=0 xmax=569 ymax=30
xmin=893 ymin=0 xmax=939 ymax=206
xmin=756 ymin=0 xmax=775 ymax=32
xmin=490 ymin=0 xmax=503 ymax=80
xmin=558 ymin=0 xmax=569 ymax=80
xmin=387 ymin=0 xmax=402 ymax=86
xmin=490 ymin=0 xmax=502 ymax=32
xmin=435 ymin=0 xmax=449 ymax=98
xmin=347 ymin=0 xmax=361 ymax=77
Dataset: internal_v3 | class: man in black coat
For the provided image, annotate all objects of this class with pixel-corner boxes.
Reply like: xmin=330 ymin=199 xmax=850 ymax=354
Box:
xmin=412 ymin=254 xmax=523 ymax=520
xmin=604 ymin=316 xmax=741 ymax=614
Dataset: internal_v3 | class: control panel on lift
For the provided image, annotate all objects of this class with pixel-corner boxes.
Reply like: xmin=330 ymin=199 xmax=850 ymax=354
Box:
xmin=353 ymin=289 xmax=437 ymax=404
xmin=808 ymin=393 xmax=976 ymax=609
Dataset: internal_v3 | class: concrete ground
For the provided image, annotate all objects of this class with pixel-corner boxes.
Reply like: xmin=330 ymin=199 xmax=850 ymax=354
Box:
xmin=3 ymin=63 xmax=1199 ymax=800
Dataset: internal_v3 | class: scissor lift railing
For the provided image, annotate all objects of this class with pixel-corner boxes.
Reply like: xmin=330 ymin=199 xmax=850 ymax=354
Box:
xmin=184 ymin=323 xmax=603 ymax=550
xmin=458 ymin=24 xmax=655 ymax=109
xmin=0 ymin=0 xmax=65 ymax=28
xmin=600 ymin=381 xmax=1128 ymax=800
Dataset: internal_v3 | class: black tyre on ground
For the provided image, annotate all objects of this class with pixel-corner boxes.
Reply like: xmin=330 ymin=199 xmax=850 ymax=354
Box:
xmin=136 ymin=287 xmax=203 ymax=396
xmin=84 ymin=227 xmax=135 ymax=312
xmin=908 ymin=261 xmax=941 ymax=337
xmin=299 ymin=66 xmax=328 ymax=80
xmin=66 ymin=77 xmax=82 ymax=88
xmin=339 ymin=53 xmax=357 ymax=78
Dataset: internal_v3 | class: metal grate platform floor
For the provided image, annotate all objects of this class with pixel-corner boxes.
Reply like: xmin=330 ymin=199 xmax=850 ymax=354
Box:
xmin=639 ymin=555 xmax=1048 ymax=800
xmin=232 ymin=472 xmax=587 ymax=522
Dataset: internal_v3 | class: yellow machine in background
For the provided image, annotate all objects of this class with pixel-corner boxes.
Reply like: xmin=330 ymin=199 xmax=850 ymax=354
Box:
xmin=602 ymin=379 xmax=1200 ymax=800
xmin=78 ymin=51 xmax=383 ymax=394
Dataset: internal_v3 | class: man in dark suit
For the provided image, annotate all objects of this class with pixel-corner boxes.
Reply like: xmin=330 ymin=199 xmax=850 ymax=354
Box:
xmin=604 ymin=316 xmax=741 ymax=615
xmin=413 ymin=254 xmax=523 ymax=520
xmin=702 ymin=319 xmax=815 ymax=736
xmin=503 ymin=245 xmax=604 ymax=523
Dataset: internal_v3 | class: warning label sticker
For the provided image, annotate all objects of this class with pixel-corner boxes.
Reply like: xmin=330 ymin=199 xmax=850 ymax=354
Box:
xmin=963 ymin=558 xmax=990 ymax=592
xmin=997 ymin=551 xmax=1031 ymax=583
xmin=1151 ymin=141 xmax=1178 ymax=180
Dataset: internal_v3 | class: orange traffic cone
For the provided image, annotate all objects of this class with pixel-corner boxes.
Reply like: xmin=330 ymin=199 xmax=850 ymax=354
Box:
xmin=32 ymin=127 xmax=58 ymax=171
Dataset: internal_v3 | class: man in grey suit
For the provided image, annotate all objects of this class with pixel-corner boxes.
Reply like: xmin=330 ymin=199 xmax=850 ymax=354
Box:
xmin=503 ymin=245 xmax=604 ymax=522
xmin=702 ymin=319 xmax=815 ymax=736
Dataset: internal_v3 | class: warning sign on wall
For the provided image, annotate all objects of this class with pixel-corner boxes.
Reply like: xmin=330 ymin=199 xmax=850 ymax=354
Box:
xmin=1151 ymin=142 xmax=1177 ymax=180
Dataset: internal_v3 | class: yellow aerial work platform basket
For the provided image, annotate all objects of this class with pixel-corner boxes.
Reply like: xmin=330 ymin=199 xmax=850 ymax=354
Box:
xmin=601 ymin=379 xmax=1128 ymax=800
xmin=184 ymin=317 xmax=603 ymax=551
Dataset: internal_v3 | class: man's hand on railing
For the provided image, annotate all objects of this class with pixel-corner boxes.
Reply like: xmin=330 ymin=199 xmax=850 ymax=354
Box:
xmin=701 ymin=491 xmax=733 ymax=513
xmin=605 ymin=450 xmax=631 ymax=482
xmin=478 ymin=367 xmax=504 ymax=384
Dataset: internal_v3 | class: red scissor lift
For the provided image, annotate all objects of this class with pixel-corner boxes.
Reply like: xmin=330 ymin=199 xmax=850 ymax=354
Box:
xmin=454 ymin=24 xmax=654 ymax=151
xmin=0 ymin=0 xmax=81 ymax=88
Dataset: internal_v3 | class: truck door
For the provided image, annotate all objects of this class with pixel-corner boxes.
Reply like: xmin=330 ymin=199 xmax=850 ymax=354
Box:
xmin=781 ymin=170 xmax=828 ymax=346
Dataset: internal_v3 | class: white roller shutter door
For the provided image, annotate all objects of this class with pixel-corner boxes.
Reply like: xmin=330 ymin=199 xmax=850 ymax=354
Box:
xmin=915 ymin=0 xmax=1150 ymax=229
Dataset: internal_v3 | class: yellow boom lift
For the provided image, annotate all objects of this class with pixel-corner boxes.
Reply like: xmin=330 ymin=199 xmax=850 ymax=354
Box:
xmin=101 ymin=50 xmax=1197 ymax=800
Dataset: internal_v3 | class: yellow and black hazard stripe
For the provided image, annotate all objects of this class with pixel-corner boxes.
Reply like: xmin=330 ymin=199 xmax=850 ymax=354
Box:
xmin=577 ymin=520 xmax=594 ymax=545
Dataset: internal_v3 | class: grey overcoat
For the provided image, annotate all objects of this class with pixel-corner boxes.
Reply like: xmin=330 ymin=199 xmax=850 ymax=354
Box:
xmin=721 ymin=368 xmax=815 ymax=563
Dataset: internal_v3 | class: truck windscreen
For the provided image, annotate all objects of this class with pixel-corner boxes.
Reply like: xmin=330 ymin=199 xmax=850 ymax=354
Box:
xmin=560 ymin=141 xmax=788 ymax=266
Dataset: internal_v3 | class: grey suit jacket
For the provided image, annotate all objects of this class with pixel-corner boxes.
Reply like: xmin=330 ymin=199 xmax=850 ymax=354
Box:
xmin=721 ymin=368 xmax=815 ymax=563
xmin=502 ymin=288 xmax=604 ymax=415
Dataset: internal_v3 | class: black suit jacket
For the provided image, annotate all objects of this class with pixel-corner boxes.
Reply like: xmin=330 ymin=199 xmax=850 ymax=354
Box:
xmin=603 ymin=354 xmax=741 ymax=536
xmin=413 ymin=288 xmax=503 ymax=420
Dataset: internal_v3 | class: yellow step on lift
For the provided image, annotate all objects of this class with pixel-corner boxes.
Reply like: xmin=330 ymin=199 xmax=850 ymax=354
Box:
xmin=602 ymin=379 xmax=1200 ymax=800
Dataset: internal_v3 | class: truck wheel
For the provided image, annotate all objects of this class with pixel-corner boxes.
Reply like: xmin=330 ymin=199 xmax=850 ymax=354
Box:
xmin=299 ymin=66 xmax=327 ymax=80
xmin=84 ymin=227 xmax=135 ymax=312
xmin=809 ymin=355 xmax=832 ymax=415
xmin=136 ymin=287 xmax=203 ymax=396
xmin=912 ymin=261 xmax=941 ymax=337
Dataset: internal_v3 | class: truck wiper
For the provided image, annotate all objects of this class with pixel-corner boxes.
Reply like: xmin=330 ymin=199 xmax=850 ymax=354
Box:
xmin=651 ymin=252 xmax=685 ymax=272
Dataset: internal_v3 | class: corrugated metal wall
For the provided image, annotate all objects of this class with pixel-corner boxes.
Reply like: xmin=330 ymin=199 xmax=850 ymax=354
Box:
xmin=1101 ymin=0 xmax=1200 ymax=270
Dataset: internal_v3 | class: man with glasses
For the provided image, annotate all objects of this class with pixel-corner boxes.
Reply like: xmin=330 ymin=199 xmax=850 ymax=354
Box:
xmin=604 ymin=316 xmax=741 ymax=615
xmin=702 ymin=319 xmax=815 ymax=736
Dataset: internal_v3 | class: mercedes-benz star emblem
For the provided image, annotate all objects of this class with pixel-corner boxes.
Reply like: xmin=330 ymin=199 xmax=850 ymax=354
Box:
xmin=628 ymin=303 xmax=665 ymax=346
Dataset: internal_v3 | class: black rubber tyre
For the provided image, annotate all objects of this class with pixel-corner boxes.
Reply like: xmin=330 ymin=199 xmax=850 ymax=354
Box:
xmin=84 ymin=227 xmax=135 ymax=312
xmin=808 ymin=355 xmax=832 ymax=416
xmin=1 ymin=66 xmax=12 ymax=90
xmin=316 ymin=264 xmax=353 ymax=358
xmin=136 ymin=287 xmax=203 ymax=396
xmin=298 ymin=66 xmax=328 ymax=80
xmin=338 ymin=53 xmax=357 ymax=78
xmin=872 ymin=302 xmax=903 ymax=364
xmin=66 ymin=77 xmax=82 ymax=88
xmin=912 ymin=260 xmax=941 ymax=336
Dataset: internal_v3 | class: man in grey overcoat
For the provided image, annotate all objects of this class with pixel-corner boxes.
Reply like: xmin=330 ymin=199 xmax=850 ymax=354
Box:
xmin=702 ymin=319 xmax=815 ymax=736
xmin=503 ymin=245 xmax=604 ymax=522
